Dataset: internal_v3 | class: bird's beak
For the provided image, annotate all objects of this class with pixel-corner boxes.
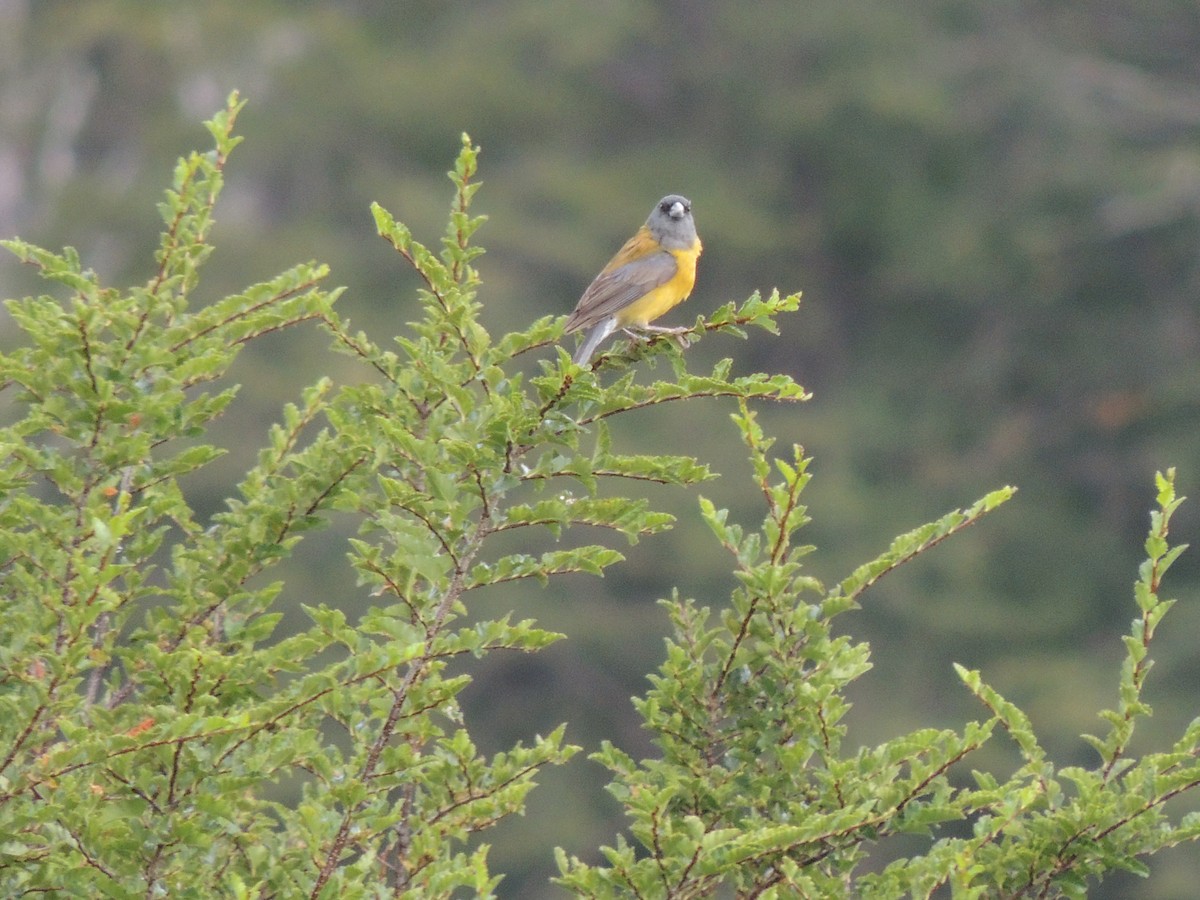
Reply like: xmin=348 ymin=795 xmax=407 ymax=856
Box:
xmin=669 ymin=201 xmax=686 ymax=219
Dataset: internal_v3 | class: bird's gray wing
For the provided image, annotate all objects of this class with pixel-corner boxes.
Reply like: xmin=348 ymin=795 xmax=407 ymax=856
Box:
xmin=564 ymin=250 xmax=677 ymax=333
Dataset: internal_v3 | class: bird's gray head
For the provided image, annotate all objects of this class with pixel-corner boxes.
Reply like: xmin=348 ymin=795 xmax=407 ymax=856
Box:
xmin=646 ymin=194 xmax=698 ymax=250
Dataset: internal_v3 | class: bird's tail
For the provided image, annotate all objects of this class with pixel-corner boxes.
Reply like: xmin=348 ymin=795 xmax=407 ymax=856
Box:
xmin=572 ymin=317 xmax=617 ymax=366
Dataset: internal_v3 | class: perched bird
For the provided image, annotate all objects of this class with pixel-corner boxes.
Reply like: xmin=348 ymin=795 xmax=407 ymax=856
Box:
xmin=564 ymin=194 xmax=702 ymax=365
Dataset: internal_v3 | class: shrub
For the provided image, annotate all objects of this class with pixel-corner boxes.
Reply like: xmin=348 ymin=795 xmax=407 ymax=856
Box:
xmin=1 ymin=94 xmax=1196 ymax=898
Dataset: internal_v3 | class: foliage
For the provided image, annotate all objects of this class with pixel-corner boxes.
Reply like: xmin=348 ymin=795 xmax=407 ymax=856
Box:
xmin=556 ymin=456 xmax=1200 ymax=897
xmin=2 ymin=97 xmax=1198 ymax=898
xmin=8 ymin=11 xmax=1200 ymax=892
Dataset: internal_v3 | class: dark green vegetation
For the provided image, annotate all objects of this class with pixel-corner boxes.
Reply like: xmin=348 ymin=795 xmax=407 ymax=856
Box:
xmin=3 ymin=5 xmax=1199 ymax=896
xmin=3 ymin=98 xmax=1200 ymax=897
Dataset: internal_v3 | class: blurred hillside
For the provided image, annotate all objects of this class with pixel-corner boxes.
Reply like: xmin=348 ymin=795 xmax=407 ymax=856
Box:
xmin=2 ymin=2 xmax=1199 ymax=896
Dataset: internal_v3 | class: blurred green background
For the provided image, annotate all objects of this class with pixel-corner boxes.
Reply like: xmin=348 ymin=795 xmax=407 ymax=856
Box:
xmin=3 ymin=2 xmax=1199 ymax=896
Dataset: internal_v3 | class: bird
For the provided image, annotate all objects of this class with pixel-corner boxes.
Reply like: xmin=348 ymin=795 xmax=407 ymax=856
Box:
xmin=564 ymin=194 xmax=702 ymax=365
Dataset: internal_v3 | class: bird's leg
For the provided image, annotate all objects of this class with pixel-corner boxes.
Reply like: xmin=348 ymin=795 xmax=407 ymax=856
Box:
xmin=622 ymin=323 xmax=693 ymax=349
xmin=626 ymin=323 xmax=691 ymax=335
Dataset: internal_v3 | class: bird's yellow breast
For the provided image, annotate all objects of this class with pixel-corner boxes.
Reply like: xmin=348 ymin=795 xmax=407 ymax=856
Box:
xmin=614 ymin=241 xmax=702 ymax=327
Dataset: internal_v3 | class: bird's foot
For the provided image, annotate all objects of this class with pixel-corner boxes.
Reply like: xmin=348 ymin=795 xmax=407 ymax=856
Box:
xmin=622 ymin=324 xmax=693 ymax=349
